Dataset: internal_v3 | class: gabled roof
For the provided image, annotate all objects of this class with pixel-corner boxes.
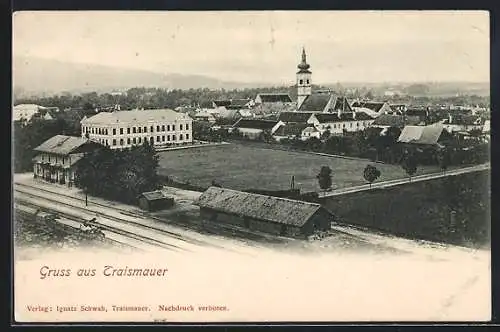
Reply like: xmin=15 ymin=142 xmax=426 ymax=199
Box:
xmin=230 ymin=99 xmax=252 ymax=107
xmin=327 ymin=96 xmax=353 ymax=113
xmin=372 ymin=115 xmax=421 ymax=127
xmin=233 ymin=119 xmax=279 ymax=130
xmin=315 ymin=112 xmax=373 ymax=123
xmin=302 ymin=126 xmax=319 ymax=133
xmin=213 ymin=100 xmax=231 ymax=107
xmin=298 ymin=93 xmax=331 ymax=112
xmin=274 ymin=123 xmax=309 ymax=137
xmin=351 ymin=101 xmax=387 ymax=112
xmin=256 ymin=93 xmax=293 ymax=103
xmin=34 ymin=135 xmax=97 ymax=155
xmin=278 ymin=111 xmax=314 ymax=123
xmin=195 ymin=187 xmax=324 ymax=227
xmin=398 ymin=124 xmax=444 ymax=145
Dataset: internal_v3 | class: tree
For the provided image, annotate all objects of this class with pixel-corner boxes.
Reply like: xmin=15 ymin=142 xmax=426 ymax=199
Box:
xmin=316 ymin=166 xmax=333 ymax=193
xmin=321 ymin=129 xmax=331 ymax=141
xmin=401 ymin=154 xmax=418 ymax=182
xmin=363 ymin=164 xmax=381 ymax=188
xmin=437 ymin=147 xmax=451 ymax=174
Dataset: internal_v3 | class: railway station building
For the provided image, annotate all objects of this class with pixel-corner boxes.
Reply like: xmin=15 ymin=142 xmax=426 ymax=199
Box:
xmin=32 ymin=135 xmax=102 ymax=187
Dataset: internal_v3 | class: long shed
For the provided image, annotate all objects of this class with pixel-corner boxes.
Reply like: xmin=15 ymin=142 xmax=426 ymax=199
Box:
xmin=195 ymin=187 xmax=333 ymax=238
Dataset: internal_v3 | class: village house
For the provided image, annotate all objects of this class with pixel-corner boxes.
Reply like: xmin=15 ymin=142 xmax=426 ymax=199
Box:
xmin=351 ymin=101 xmax=393 ymax=117
xmin=370 ymin=114 xmax=423 ymax=131
xmin=193 ymin=111 xmax=217 ymax=123
xmin=273 ymin=123 xmax=316 ymax=141
xmin=255 ymin=93 xmax=293 ymax=105
xmin=253 ymin=93 xmax=296 ymax=116
xmin=32 ymin=135 xmax=102 ymax=187
xmin=441 ymin=114 xmax=485 ymax=133
xmin=195 ymin=187 xmax=334 ymax=238
xmin=389 ymin=103 xmax=408 ymax=114
xmin=81 ymin=108 xmax=193 ymax=149
xmin=232 ymin=118 xmax=282 ymax=140
xmin=277 ymin=111 xmax=317 ymax=125
xmin=314 ymin=111 xmax=375 ymax=135
xmin=13 ymin=104 xmax=50 ymax=124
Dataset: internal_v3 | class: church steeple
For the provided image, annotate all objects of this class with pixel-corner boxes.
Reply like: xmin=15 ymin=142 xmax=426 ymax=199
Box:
xmin=297 ymin=47 xmax=311 ymax=72
xmin=296 ymin=47 xmax=312 ymax=109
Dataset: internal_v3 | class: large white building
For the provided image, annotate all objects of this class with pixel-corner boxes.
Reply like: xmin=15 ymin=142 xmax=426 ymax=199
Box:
xmin=80 ymin=109 xmax=193 ymax=149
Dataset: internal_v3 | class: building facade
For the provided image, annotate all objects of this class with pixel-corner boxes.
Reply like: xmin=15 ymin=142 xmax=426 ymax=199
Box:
xmin=80 ymin=109 xmax=193 ymax=149
xmin=32 ymin=135 xmax=102 ymax=187
xmin=296 ymin=48 xmax=312 ymax=108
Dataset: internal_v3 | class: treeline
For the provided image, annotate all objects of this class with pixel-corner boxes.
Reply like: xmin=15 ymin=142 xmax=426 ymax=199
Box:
xmin=74 ymin=142 xmax=161 ymax=204
xmin=14 ymin=86 xmax=311 ymax=111
xmin=13 ymin=120 xmax=78 ymax=173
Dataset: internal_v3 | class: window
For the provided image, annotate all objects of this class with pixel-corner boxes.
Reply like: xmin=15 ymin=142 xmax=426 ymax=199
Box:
xmin=113 ymin=129 xmax=116 ymax=135
xmin=306 ymin=79 xmax=310 ymax=84
xmin=133 ymin=137 xmax=136 ymax=144
xmin=167 ymin=125 xmax=170 ymax=131
xmin=157 ymin=136 xmax=160 ymax=142
xmin=180 ymin=124 xmax=183 ymax=130
xmin=299 ymin=79 xmax=303 ymax=85
xmin=138 ymin=137 xmax=142 ymax=143
xmin=357 ymin=122 xmax=359 ymax=127
xmin=120 ymin=128 xmax=123 ymax=135
xmin=48 ymin=155 xmax=51 ymax=162
xmin=167 ymin=135 xmax=170 ymax=141
xmin=113 ymin=139 xmax=116 ymax=146
xmin=350 ymin=123 xmax=353 ymax=128
xmin=162 ymin=135 xmax=165 ymax=142
xmin=92 ymin=128 xmax=95 ymax=134
xmin=144 ymin=126 xmax=147 ymax=132
xmin=180 ymin=134 xmax=183 ymax=140
xmin=150 ymin=137 xmax=154 ymax=144
xmin=127 ymin=128 xmax=131 ymax=134
xmin=98 ymin=128 xmax=101 ymax=135
xmin=106 ymin=140 xmax=109 ymax=146
xmin=150 ymin=126 xmax=154 ymax=132
xmin=127 ymin=138 xmax=131 ymax=144
xmin=186 ymin=124 xmax=189 ymax=130
xmin=157 ymin=125 xmax=160 ymax=132
xmin=133 ymin=127 xmax=136 ymax=133
xmin=120 ymin=139 xmax=124 ymax=145
xmin=333 ymin=124 xmax=337 ymax=129
xmin=162 ymin=125 xmax=165 ymax=131
xmin=172 ymin=125 xmax=176 ymax=131
xmin=105 ymin=129 xmax=108 ymax=135
xmin=186 ymin=134 xmax=189 ymax=140
xmin=138 ymin=127 xmax=142 ymax=133
xmin=62 ymin=157 xmax=65 ymax=164
xmin=172 ymin=134 xmax=176 ymax=141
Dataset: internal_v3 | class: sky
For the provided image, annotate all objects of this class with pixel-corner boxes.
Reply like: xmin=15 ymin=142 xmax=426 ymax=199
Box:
xmin=13 ymin=11 xmax=490 ymax=84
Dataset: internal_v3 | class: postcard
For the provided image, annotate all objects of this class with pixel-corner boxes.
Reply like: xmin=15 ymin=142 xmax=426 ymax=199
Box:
xmin=12 ymin=10 xmax=491 ymax=323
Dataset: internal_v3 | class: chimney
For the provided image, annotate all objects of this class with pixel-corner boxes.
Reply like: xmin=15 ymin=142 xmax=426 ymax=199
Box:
xmin=352 ymin=111 xmax=356 ymax=119
xmin=338 ymin=108 xmax=341 ymax=119
xmin=448 ymin=113 xmax=452 ymax=124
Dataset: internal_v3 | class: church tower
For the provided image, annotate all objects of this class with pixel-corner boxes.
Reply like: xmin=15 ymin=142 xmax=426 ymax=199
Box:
xmin=296 ymin=47 xmax=312 ymax=108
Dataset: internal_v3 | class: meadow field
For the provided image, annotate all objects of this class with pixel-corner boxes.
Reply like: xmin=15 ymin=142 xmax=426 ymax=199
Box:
xmin=157 ymin=144 xmax=448 ymax=193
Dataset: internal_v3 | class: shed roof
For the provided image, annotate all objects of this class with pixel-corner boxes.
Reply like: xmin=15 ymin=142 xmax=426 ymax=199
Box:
xmin=34 ymin=135 xmax=95 ymax=155
xmin=196 ymin=187 xmax=323 ymax=227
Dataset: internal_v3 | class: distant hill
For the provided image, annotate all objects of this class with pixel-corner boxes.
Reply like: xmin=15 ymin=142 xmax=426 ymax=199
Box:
xmin=12 ymin=56 xmax=263 ymax=97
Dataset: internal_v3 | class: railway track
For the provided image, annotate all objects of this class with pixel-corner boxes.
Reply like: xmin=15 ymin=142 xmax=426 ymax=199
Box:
xmin=14 ymin=190 xmax=187 ymax=252
xmin=13 ymin=182 xmax=247 ymax=252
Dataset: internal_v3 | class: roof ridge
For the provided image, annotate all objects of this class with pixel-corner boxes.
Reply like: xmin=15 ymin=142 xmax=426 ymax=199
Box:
xmin=204 ymin=186 xmax=321 ymax=207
